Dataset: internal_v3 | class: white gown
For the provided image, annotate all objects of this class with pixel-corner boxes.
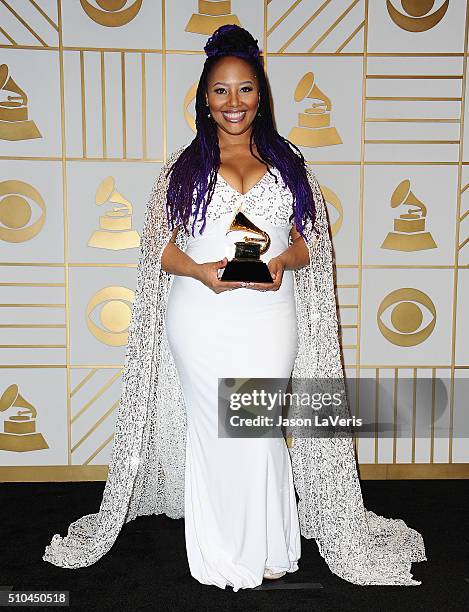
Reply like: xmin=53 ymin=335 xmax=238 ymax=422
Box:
xmin=164 ymin=167 xmax=301 ymax=591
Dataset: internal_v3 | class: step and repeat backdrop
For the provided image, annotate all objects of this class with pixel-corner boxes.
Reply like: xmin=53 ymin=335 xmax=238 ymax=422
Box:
xmin=1 ymin=0 xmax=468 ymax=480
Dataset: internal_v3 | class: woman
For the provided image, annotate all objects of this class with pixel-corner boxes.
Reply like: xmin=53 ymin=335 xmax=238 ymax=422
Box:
xmin=162 ymin=25 xmax=311 ymax=588
xmin=43 ymin=25 xmax=426 ymax=591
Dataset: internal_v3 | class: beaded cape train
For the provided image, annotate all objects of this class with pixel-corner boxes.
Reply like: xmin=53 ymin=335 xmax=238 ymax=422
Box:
xmin=43 ymin=144 xmax=426 ymax=585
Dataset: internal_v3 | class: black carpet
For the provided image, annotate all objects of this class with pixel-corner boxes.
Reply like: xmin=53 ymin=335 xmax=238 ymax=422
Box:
xmin=2 ymin=480 xmax=468 ymax=611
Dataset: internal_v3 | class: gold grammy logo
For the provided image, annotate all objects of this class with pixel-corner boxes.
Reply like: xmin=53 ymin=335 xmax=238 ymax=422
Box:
xmin=185 ymin=0 xmax=241 ymax=35
xmin=0 ymin=384 xmax=49 ymax=452
xmin=381 ymin=179 xmax=437 ymax=252
xmin=288 ymin=72 xmax=342 ymax=148
xmin=80 ymin=0 xmax=143 ymax=27
xmin=0 ymin=64 xmax=41 ymax=141
xmin=377 ymin=288 xmax=436 ymax=346
xmin=387 ymin=0 xmax=449 ymax=32
xmin=86 ymin=286 xmax=134 ymax=346
xmin=0 ymin=180 xmax=46 ymax=243
xmin=88 ymin=177 xmax=140 ymax=250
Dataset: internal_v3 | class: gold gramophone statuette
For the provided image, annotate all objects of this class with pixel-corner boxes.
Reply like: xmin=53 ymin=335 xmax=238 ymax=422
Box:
xmin=220 ymin=209 xmax=273 ymax=283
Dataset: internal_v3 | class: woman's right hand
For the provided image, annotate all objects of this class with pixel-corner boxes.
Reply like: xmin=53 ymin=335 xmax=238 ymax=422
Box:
xmin=194 ymin=257 xmax=245 ymax=294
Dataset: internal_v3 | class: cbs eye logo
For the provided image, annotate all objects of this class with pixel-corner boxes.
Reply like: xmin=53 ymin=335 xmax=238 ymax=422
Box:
xmin=377 ymin=288 xmax=436 ymax=347
xmin=80 ymin=0 xmax=143 ymax=27
xmin=86 ymin=286 xmax=134 ymax=346
xmin=319 ymin=185 xmax=343 ymax=238
xmin=184 ymin=82 xmax=198 ymax=133
xmin=0 ymin=180 xmax=46 ymax=243
xmin=387 ymin=0 xmax=449 ymax=33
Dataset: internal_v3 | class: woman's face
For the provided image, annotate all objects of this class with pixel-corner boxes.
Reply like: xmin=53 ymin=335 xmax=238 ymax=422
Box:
xmin=205 ymin=56 xmax=259 ymax=137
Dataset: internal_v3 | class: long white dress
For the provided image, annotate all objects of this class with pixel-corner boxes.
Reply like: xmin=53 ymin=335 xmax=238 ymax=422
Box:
xmin=164 ymin=167 xmax=302 ymax=591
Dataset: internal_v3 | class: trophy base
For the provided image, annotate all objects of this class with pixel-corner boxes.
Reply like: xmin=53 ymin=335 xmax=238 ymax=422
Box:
xmin=220 ymin=259 xmax=273 ymax=283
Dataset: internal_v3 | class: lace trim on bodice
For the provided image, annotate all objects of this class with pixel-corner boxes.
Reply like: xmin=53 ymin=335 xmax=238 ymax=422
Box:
xmin=189 ymin=167 xmax=294 ymax=231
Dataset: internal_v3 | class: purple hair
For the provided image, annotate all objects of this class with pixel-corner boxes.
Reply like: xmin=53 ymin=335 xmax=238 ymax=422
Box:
xmin=164 ymin=24 xmax=317 ymax=239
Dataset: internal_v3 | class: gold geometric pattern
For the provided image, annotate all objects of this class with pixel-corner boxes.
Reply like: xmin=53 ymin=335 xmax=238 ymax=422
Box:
xmin=70 ymin=367 xmax=123 ymax=465
xmin=267 ymin=0 xmax=365 ymax=54
xmin=0 ymin=0 xmax=468 ymax=479
xmin=0 ymin=1 xmax=59 ymax=48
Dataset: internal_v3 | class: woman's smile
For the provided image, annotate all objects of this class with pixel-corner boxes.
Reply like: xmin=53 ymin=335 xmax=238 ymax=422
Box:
xmin=221 ymin=110 xmax=247 ymax=123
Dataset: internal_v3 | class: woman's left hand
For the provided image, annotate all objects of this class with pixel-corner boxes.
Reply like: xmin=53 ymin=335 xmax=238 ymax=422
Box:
xmin=245 ymin=256 xmax=285 ymax=292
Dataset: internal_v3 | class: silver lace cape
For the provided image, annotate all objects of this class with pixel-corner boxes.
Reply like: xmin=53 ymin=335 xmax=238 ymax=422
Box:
xmin=43 ymin=145 xmax=426 ymax=585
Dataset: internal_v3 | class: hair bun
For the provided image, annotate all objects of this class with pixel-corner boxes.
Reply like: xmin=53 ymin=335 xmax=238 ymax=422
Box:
xmin=204 ymin=24 xmax=262 ymax=63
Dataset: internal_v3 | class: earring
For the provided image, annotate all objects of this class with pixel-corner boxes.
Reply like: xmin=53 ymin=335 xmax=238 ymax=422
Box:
xmin=205 ymin=102 xmax=211 ymax=118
